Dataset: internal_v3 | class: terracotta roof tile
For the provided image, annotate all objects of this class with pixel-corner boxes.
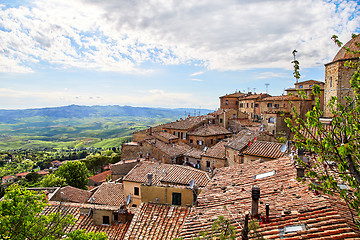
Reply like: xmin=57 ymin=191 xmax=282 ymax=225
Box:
xmin=56 ymin=186 xmax=92 ymax=203
xmin=242 ymin=93 xmax=271 ymax=100
xmin=178 ymin=157 xmax=360 ymax=239
xmin=243 ymin=141 xmax=284 ymax=159
xmin=89 ymin=182 xmax=124 ymax=206
xmin=332 ymin=34 xmax=360 ymax=62
xmin=152 ymin=141 xmax=190 ymax=158
xmin=225 ymin=129 xmax=258 ymax=151
xmin=162 ymin=116 xmax=209 ymax=130
xmin=262 ymin=95 xmax=304 ymax=101
xmin=42 ymin=202 xmax=130 ymax=240
xmin=153 ymin=131 xmax=178 ymax=140
xmin=123 ymin=162 xmax=210 ymax=187
xmin=124 ymin=202 xmax=190 ymax=240
xmin=295 ymin=80 xmax=325 ymax=85
xmin=201 ymin=140 xmax=227 ymax=159
xmin=183 ymin=148 xmax=203 ymax=159
xmin=89 ymin=170 xmax=111 ymax=183
xmin=2 ymin=175 xmax=15 ymax=180
xmin=188 ymin=124 xmax=232 ymax=136
xmin=220 ymin=92 xmax=245 ymax=98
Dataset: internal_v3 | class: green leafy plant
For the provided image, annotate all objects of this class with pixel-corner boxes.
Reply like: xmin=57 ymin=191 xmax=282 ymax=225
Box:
xmin=285 ymin=34 xmax=360 ymax=228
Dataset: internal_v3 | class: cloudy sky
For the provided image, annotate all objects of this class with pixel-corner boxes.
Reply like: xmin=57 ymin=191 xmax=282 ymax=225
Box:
xmin=0 ymin=0 xmax=359 ymax=110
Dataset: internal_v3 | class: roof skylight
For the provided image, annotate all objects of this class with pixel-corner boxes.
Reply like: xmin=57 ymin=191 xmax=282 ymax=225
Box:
xmin=279 ymin=224 xmax=307 ymax=239
xmin=254 ymin=170 xmax=276 ymax=180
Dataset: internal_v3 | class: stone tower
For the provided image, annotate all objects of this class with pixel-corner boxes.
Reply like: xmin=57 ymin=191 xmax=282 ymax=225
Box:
xmin=324 ymin=35 xmax=360 ymax=117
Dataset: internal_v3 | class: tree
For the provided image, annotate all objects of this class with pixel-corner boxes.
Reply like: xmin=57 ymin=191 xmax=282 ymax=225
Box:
xmin=40 ymin=173 xmax=67 ymax=187
xmin=0 ymin=184 xmax=74 ymax=240
xmin=55 ymin=161 xmax=89 ymax=189
xmin=285 ymin=34 xmax=360 ymax=228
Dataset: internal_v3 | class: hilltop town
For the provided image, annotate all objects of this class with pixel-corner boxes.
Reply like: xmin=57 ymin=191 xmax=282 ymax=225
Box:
xmin=1 ymin=36 xmax=360 ymax=239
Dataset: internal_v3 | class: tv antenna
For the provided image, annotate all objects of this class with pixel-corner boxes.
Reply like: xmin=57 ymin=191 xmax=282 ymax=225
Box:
xmin=265 ymin=83 xmax=270 ymax=93
xmin=126 ymin=194 xmax=132 ymax=205
xmin=253 ymin=88 xmax=256 ymax=94
xmin=189 ymin=179 xmax=195 ymax=189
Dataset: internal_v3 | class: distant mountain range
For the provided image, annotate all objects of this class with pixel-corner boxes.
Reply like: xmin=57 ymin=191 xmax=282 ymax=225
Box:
xmin=0 ymin=105 xmax=213 ymax=123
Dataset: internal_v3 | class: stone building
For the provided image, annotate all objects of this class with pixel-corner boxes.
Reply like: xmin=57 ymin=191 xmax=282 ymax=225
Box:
xmin=239 ymin=93 xmax=271 ymax=120
xmin=285 ymin=79 xmax=325 ymax=110
xmin=219 ymin=91 xmax=246 ymax=110
xmin=324 ymin=35 xmax=360 ymax=117
xmin=187 ymin=124 xmax=232 ymax=149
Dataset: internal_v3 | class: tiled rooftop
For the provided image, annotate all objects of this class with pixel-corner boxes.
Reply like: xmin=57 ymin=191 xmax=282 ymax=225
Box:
xmin=225 ymin=129 xmax=258 ymax=151
xmin=243 ymin=141 xmax=284 ymax=159
xmin=53 ymin=186 xmax=92 ymax=203
xmin=124 ymin=202 xmax=190 ymax=240
xmin=295 ymin=79 xmax=325 ymax=85
xmin=152 ymin=141 xmax=191 ymax=158
xmin=89 ymin=170 xmax=111 ymax=183
xmin=178 ymin=157 xmax=360 ymax=239
xmin=201 ymin=140 xmax=228 ymax=159
xmin=123 ymin=162 xmax=210 ymax=187
xmin=183 ymin=148 xmax=203 ymax=159
xmin=242 ymin=93 xmax=270 ymax=100
xmin=89 ymin=182 xmax=124 ymax=206
xmin=153 ymin=131 xmax=179 ymax=140
xmin=161 ymin=116 xmax=209 ymax=130
xmin=42 ymin=202 xmax=130 ymax=240
xmin=262 ymin=95 xmax=304 ymax=101
xmin=188 ymin=124 xmax=232 ymax=136
xmin=220 ymin=92 xmax=245 ymax=98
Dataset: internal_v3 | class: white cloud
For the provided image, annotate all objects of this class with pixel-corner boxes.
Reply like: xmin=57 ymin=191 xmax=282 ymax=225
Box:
xmin=0 ymin=87 xmax=204 ymax=109
xmin=255 ymin=72 xmax=290 ymax=79
xmin=0 ymin=0 xmax=359 ymax=73
xmin=190 ymin=71 xmax=204 ymax=76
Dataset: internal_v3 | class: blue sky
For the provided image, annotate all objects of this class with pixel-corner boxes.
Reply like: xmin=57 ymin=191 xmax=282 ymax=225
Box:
xmin=0 ymin=0 xmax=359 ymax=110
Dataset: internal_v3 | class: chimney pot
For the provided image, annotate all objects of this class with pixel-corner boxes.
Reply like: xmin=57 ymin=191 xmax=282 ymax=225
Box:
xmin=251 ymin=185 xmax=260 ymax=217
xmin=147 ymin=173 xmax=153 ymax=185
xmin=296 ymin=166 xmax=305 ymax=178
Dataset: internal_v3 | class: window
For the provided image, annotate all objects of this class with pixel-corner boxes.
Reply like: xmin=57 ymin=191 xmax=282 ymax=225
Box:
xmin=330 ymin=77 xmax=333 ymax=87
xmin=251 ymin=103 xmax=253 ymax=108
xmin=309 ymin=85 xmax=312 ymax=87
xmin=267 ymin=103 xmax=272 ymax=107
xmin=190 ymin=139 xmax=193 ymax=144
xmin=211 ymin=139 xmax=213 ymax=144
xmin=274 ymin=104 xmax=279 ymax=108
xmin=299 ymin=85 xmax=303 ymax=88
xmin=198 ymin=140 xmax=203 ymax=145
xmin=172 ymin=192 xmax=182 ymax=206
xmin=268 ymin=117 xmax=275 ymax=123
xmin=182 ymin=132 xmax=186 ymax=139
xmin=233 ymin=114 xmax=236 ymax=118
xmin=114 ymin=214 xmax=118 ymax=222
xmin=284 ymin=104 xmax=286 ymax=107
xmin=246 ymin=103 xmax=249 ymax=108
xmin=181 ymin=132 xmax=183 ymax=139
xmin=103 ymin=216 xmax=110 ymax=225
xmin=235 ymin=101 xmax=238 ymax=105
xmin=206 ymin=160 xmax=211 ymax=168
xmin=255 ymin=103 xmax=259 ymax=108
xmin=279 ymin=224 xmax=307 ymax=239
xmin=225 ymin=100 xmax=229 ymax=105
xmin=240 ymin=103 xmax=244 ymax=108
xmin=134 ymin=187 xmax=139 ymax=196
xmin=220 ymin=118 xmax=223 ymax=123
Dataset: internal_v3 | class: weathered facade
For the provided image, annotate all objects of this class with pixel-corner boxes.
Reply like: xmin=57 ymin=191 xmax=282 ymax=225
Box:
xmin=324 ymin=35 xmax=360 ymax=117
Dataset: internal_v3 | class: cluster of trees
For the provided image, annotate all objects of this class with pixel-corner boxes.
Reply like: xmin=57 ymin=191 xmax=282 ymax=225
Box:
xmin=0 ymin=184 xmax=107 ymax=240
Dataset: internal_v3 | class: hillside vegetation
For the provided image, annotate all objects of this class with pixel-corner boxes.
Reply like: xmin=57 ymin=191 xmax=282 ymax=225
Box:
xmin=0 ymin=105 xmax=211 ymax=150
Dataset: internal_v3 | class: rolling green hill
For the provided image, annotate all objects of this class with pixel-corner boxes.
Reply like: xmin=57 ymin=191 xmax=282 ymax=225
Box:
xmin=0 ymin=105 xmax=211 ymax=150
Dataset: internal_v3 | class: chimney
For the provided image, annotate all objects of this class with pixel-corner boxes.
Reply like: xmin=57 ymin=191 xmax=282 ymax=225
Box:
xmin=265 ymin=203 xmax=270 ymax=222
xmin=147 ymin=173 xmax=153 ymax=185
xmin=296 ymin=166 xmax=305 ymax=178
xmin=251 ymin=185 xmax=260 ymax=217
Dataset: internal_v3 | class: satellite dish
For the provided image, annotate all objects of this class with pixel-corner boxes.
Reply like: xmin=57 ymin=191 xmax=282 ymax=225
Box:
xmin=126 ymin=194 xmax=131 ymax=205
xmin=280 ymin=144 xmax=287 ymax=153
xmin=189 ymin=179 xmax=195 ymax=189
